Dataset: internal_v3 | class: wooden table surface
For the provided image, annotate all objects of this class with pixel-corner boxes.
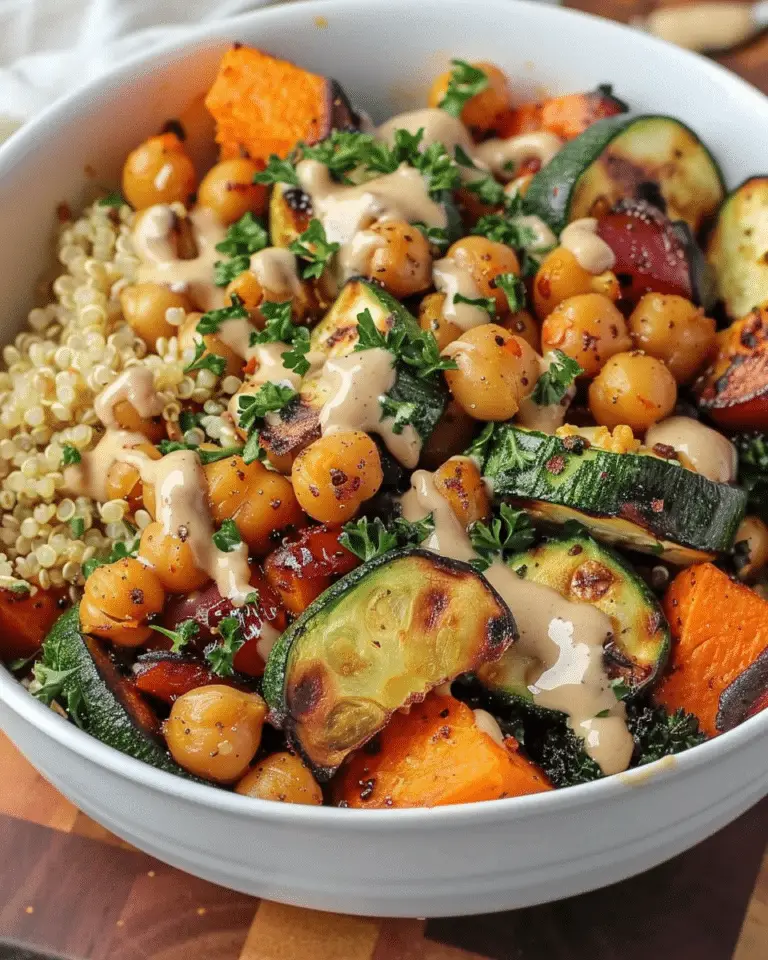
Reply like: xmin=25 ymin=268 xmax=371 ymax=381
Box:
xmin=1 ymin=2 xmax=767 ymax=958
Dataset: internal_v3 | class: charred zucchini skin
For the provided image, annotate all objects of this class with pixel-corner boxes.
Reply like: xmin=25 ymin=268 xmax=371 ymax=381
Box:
xmin=263 ymin=547 xmax=517 ymax=778
xmin=482 ymin=426 xmax=747 ymax=559
xmin=39 ymin=606 xmax=196 ymax=778
xmin=524 ymin=114 xmax=724 ymax=235
xmin=707 ymin=176 xmax=768 ymax=320
xmin=477 ymin=535 xmax=670 ymax=707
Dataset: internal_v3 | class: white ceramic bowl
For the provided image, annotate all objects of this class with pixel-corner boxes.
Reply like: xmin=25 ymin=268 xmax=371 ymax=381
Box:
xmin=0 ymin=0 xmax=767 ymax=919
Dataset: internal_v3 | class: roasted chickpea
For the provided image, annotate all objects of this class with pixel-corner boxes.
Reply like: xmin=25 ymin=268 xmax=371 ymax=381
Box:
xmin=120 ymin=283 xmax=191 ymax=349
xmin=588 ymin=351 xmax=677 ymax=433
xmin=735 ymin=516 xmax=768 ymax=581
xmin=360 ymin=221 xmax=432 ymax=299
xmin=433 ymin=456 xmax=491 ymax=526
xmin=419 ymin=400 xmax=477 ymax=470
xmin=205 ymin=455 xmax=305 ymax=555
xmin=533 ymin=248 xmax=619 ymax=320
xmin=80 ymin=558 xmax=165 ymax=646
xmin=112 ymin=399 xmax=166 ymax=443
xmin=164 ymin=686 xmax=267 ymax=783
xmin=445 ymin=237 xmax=520 ymax=316
xmin=428 ymin=61 xmax=512 ymax=133
xmin=291 ymin=431 xmax=383 ymax=523
xmin=541 ymin=293 xmax=631 ymax=378
xmin=178 ymin=312 xmax=246 ymax=379
xmin=138 ymin=521 xmax=210 ymax=593
xmin=198 ymin=158 xmax=267 ymax=225
xmin=628 ymin=293 xmax=717 ymax=384
xmin=500 ymin=308 xmax=540 ymax=353
xmin=235 ymin=751 xmax=323 ymax=805
xmin=122 ymin=132 xmax=196 ymax=210
xmin=104 ymin=441 xmax=161 ymax=512
xmin=444 ymin=324 xmax=540 ymax=421
xmin=419 ymin=292 xmax=461 ymax=351
xmin=225 ymin=270 xmax=315 ymax=328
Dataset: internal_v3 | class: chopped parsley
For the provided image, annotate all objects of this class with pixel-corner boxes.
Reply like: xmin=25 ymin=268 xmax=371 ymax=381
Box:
xmin=464 ymin=423 xmax=496 ymax=464
xmin=69 ymin=517 xmax=85 ymax=538
xmin=499 ymin=430 xmax=536 ymax=470
xmin=289 ymin=219 xmax=340 ymax=279
xmin=379 ymin=396 xmax=419 ymax=435
xmin=301 ymin=130 xmax=376 ymax=182
xmin=196 ymin=294 xmax=248 ymax=335
xmin=453 ymin=145 xmax=476 ymax=168
xmin=250 ymin=300 xmax=312 ymax=377
xmin=156 ymin=439 xmax=244 ymax=465
xmin=411 ymin=222 xmax=450 ymax=251
xmin=98 ymin=191 xmax=124 ymax=208
xmin=355 ymin=308 xmax=457 ymax=379
xmin=150 ymin=619 xmax=200 ymax=654
xmin=468 ymin=503 xmax=535 ymax=571
xmin=61 ymin=443 xmax=81 ymax=466
xmin=366 ymin=128 xmax=425 ymax=174
xmin=82 ymin=538 xmax=140 ymax=580
xmin=184 ymin=340 xmax=226 ymax=376
xmin=237 ymin=382 xmax=298 ymax=433
xmin=206 ymin=616 xmax=245 ymax=677
xmin=610 ymin=677 xmax=632 ymax=701
xmin=212 ymin=519 xmax=242 ymax=553
xmin=494 ymin=272 xmax=526 ymax=313
xmin=453 ymin=292 xmax=496 ymax=316
xmin=213 ymin=212 xmax=269 ymax=286
xmin=530 ymin=350 xmax=583 ymax=406
xmin=340 ymin=514 xmax=435 ymax=562
xmin=31 ymin=663 xmax=76 ymax=706
xmin=465 ymin=174 xmax=506 ymax=207
xmin=438 ymin=60 xmax=489 ymax=118
xmin=472 ymin=212 xmax=536 ymax=249
xmin=253 ymin=154 xmax=300 ymax=188
xmin=414 ymin=141 xmax=462 ymax=196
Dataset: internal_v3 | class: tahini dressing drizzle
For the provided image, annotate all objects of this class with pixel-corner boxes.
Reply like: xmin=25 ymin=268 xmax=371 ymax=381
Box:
xmin=400 ymin=467 xmax=634 ymax=775
xmin=645 ymin=416 xmax=737 ymax=483
xmin=559 ymin=218 xmax=616 ymax=274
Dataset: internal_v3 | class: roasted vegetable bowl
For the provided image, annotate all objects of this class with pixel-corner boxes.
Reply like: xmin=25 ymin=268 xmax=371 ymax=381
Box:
xmin=0 ymin=0 xmax=766 ymax=917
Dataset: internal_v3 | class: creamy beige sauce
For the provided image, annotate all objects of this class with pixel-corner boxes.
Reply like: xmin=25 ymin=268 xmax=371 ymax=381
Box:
xmin=316 ymin=347 xmax=421 ymax=468
xmin=473 ymin=708 xmax=506 ymax=746
xmin=296 ymin=160 xmax=447 ymax=281
xmin=63 ymin=428 xmax=147 ymax=501
xmin=645 ymin=4 xmax=757 ymax=53
xmin=119 ymin=449 xmax=252 ymax=605
xmin=133 ymin=205 xmax=228 ymax=312
xmin=401 ymin=468 xmax=633 ymax=775
xmin=256 ymin=622 xmax=281 ymax=662
xmin=338 ymin=229 xmax=386 ymax=282
xmin=215 ymin=317 xmax=255 ymax=360
xmin=93 ymin=366 xmax=163 ymax=428
xmin=515 ymin=214 xmax=558 ymax=253
xmin=432 ymin=256 xmax=490 ymax=331
xmin=475 ymin=132 xmax=562 ymax=181
xmin=249 ymin=248 xmax=303 ymax=299
xmin=377 ymin=107 xmax=476 ymax=155
xmin=645 ymin=416 xmax=737 ymax=483
xmin=560 ymin=217 xmax=616 ymax=274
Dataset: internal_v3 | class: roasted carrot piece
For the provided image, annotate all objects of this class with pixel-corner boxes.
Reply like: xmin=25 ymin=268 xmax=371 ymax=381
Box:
xmin=134 ymin=654 xmax=242 ymax=704
xmin=657 ymin=564 xmax=768 ymax=736
xmin=334 ymin=694 xmax=552 ymax=808
xmin=0 ymin=587 xmax=63 ymax=661
xmin=205 ymin=46 xmax=333 ymax=161
xmin=495 ymin=88 xmax=625 ymax=140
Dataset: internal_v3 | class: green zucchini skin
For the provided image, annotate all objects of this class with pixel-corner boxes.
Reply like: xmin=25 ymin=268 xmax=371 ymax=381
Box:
xmin=482 ymin=426 xmax=747 ymax=559
xmin=263 ymin=547 xmax=517 ymax=778
xmin=524 ymin=114 xmax=724 ymax=235
xmin=476 ymin=534 xmax=670 ymax=707
xmin=40 ymin=606 xmax=196 ymax=778
xmin=707 ymin=176 xmax=768 ymax=320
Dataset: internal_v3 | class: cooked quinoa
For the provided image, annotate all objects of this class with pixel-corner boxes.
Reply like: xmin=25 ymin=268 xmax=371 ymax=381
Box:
xmin=0 ymin=199 xmax=243 ymax=599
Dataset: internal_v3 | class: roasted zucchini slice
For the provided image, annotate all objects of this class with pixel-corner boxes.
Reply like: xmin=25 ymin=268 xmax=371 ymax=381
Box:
xmin=260 ymin=280 xmax=446 ymax=466
xmin=477 ymin=535 xmax=670 ymax=706
xmin=524 ymin=114 xmax=724 ymax=234
xmin=481 ymin=426 xmax=747 ymax=562
xmin=39 ymin=606 xmax=197 ymax=777
xmin=707 ymin=176 xmax=768 ymax=320
xmin=262 ymin=548 xmax=517 ymax=776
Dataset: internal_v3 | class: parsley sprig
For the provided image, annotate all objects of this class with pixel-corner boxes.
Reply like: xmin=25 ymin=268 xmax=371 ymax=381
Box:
xmin=253 ymin=155 xmax=300 ymax=188
xmin=150 ymin=619 xmax=200 ymax=654
xmin=454 ymin=293 xmax=496 ymax=316
xmin=196 ymin=294 xmax=248 ymax=335
xmin=205 ymin=616 xmax=245 ymax=677
xmin=438 ymin=60 xmax=489 ymax=119
xmin=301 ymin=130 xmax=376 ymax=182
xmin=213 ymin=212 xmax=269 ymax=286
xmin=212 ymin=519 xmax=242 ymax=553
xmin=531 ymin=350 xmax=583 ymax=406
xmin=289 ymin=219 xmax=340 ymax=279
xmin=61 ymin=444 xmax=81 ymax=466
xmin=236 ymin=382 xmax=297 ymax=465
xmin=250 ymin=300 xmax=312 ymax=377
xmin=355 ymin=308 xmax=457 ymax=379
xmin=157 ymin=440 xmax=244 ymax=465
xmin=494 ymin=272 xmax=526 ymax=313
xmin=469 ymin=504 xmax=536 ymax=571
xmin=340 ymin=514 xmax=435 ymax=562
xmin=184 ymin=340 xmax=226 ymax=376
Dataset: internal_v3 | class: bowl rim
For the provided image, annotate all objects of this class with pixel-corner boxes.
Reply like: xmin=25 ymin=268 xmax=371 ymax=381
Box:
xmin=0 ymin=0 xmax=767 ymax=825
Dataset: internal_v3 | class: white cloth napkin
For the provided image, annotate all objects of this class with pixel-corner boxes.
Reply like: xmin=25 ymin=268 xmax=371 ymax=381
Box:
xmin=0 ymin=0 xmax=279 ymax=124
